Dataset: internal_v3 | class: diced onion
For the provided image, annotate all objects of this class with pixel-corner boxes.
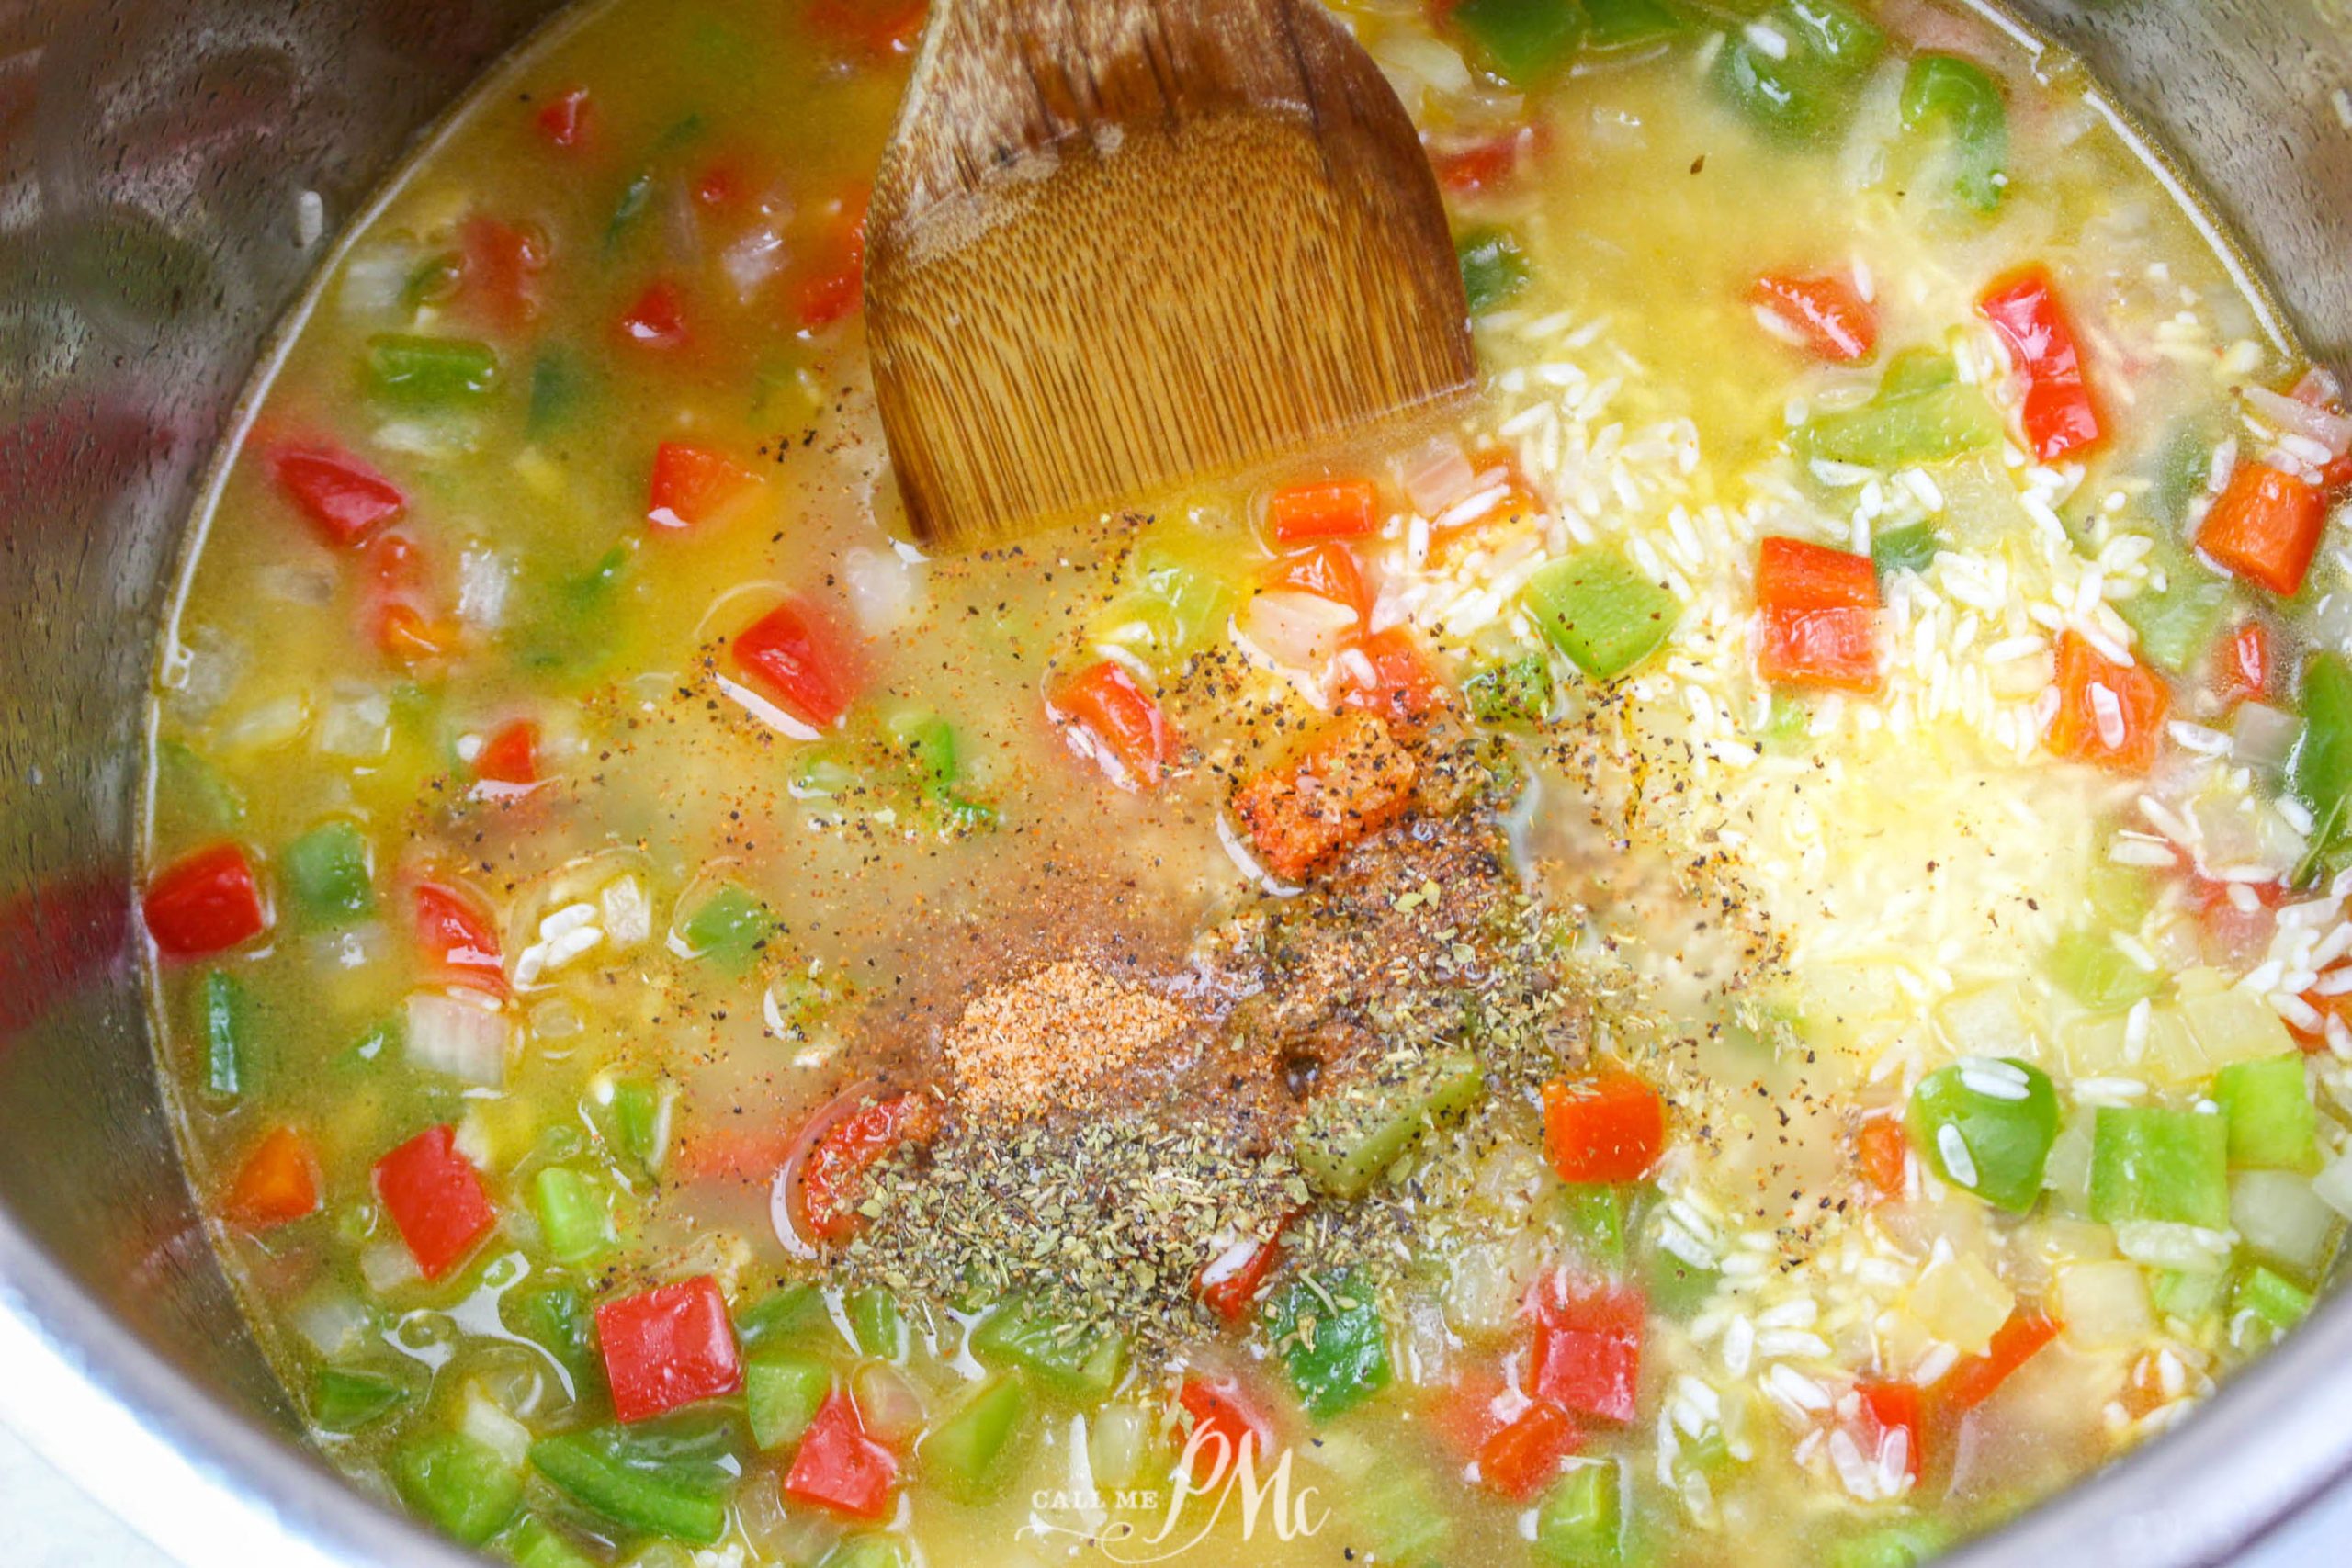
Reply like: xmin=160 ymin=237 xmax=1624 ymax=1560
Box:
xmin=2246 ymin=383 xmax=2352 ymax=458
xmin=721 ymin=225 xmax=787 ymax=300
xmin=2055 ymin=1260 xmax=2153 ymax=1348
xmin=290 ymin=1292 xmax=374 ymax=1359
xmin=2112 ymin=1221 xmax=2235 ymax=1273
xmin=1401 ymin=434 xmax=1479 ymax=515
xmin=1906 ymin=1252 xmax=2014 ymax=1354
xmin=737 ymin=1474 xmax=842 ymax=1564
xmin=405 ymin=990 xmax=511 ymax=1088
xmin=317 ymin=684 xmax=391 ymax=760
xmin=842 ymin=546 xmax=921 ymax=634
xmin=457 ymin=548 xmax=514 ymax=631
xmin=459 ymin=1384 xmax=533 ymax=1468
xmin=2314 ymin=1150 xmax=2352 ymax=1221
xmin=1934 ymin=983 xmax=2041 ymax=1061
xmin=2231 ymin=1169 xmax=2340 ymax=1273
xmin=1087 ymin=1404 xmax=1157 ymax=1491
xmin=1237 ymin=589 xmax=1356 ymax=673
xmin=359 ymin=1237 xmax=420 ymax=1295
xmin=2233 ymin=702 xmax=2303 ymax=770
xmin=851 ymin=1362 xmax=928 ymax=1445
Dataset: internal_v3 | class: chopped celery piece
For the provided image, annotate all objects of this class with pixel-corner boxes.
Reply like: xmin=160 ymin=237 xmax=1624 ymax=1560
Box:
xmin=283 ymin=820 xmax=375 ymax=926
xmin=2290 ymin=651 xmax=2352 ymax=874
xmin=676 ymin=883 xmax=775 ymax=971
xmin=1266 ymin=1269 xmax=1392 ymax=1419
xmin=1456 ymin=225 xmax=1532 ymax=313
xmin=1713 ymin=0 xmax=1887 ymax=145
xmin=847 ymin=1287 xmax=904 ymax=1359
xmin=1870 ymin=521 xmax=1941 ymax=581
xmin=746 ymin=1353 xmax=832 ymax=1450
xmin=2047 ymin=928 xmax=2163 ymax=1013
xmin=1451 ymin=0 xmax=1583 ymax=85
xmin=1799 ymin=355 xmax=2001 ymax=468
xmin=1295 ymin=1047 xmax=1484 ymax=1198
xmin=2214 ymin=1055 xmax=2320 ymax=1172
xmin=2235 ymin=1263 xmax=2314 ymax=1335
xmin=505 ymin=1517 xmax=599 ymax=1568
xmin=1099 ymin=531 xmax=1238 ymax=665
xmin=311 ymin=1365 xmax=409 ymax=1432
xmin=1523 ymin=550 xmax=1679 ymax=681
xmin=530 ymin=1168 xmax=613 ymax=1266
xmin=1899 ymin=53 xmax=2008 ymax=211
xmin=198 ymin=968 xmax=253 ymax=1104
xmin=1534 ymin=1460 xmax=1623 ymax=1566
xmin=1351 ymin=1469 xmax=1451 ymax=1565
xmin=972 ymin=1301 xmax=1127 ymax=1401
xmin=2150 ymin=1267 xmax=2230 ymax=1322
xmin=737 ymin=1282 xmax=829 ymax=1348
xmin=1580 ymin=0 xmax=1684 ymax=49
xmin=1555 ymin=1184 xmax=1628 ymax=1274
xmin=1640 ymin=1244 xmax=1721 ymax=1320
xmin=2090 ymin=1107 xmax=2230 ymax=1228
xmin=921 ymin=1373 xmax=1031 ymax=1503
xmin=1464 ymin=653 xmax=1553 ymax=726
xmin=1907 ymin=1058 xmax=2059 ymax=1213
xmin=2118 ymin=539 xmax=2234 ymax=676
xmin=393 ymin=1432 xmax=523 ymax=1546
xmin=367 ymin=333 xmax=499 ymax=407
xmin=528 ymin=1424 xmax=731 ymax=1545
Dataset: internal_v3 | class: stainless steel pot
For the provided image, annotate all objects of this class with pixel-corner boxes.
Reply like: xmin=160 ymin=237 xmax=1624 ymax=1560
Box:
xmin=0 ymin=1 xmax=2346 ymax=1562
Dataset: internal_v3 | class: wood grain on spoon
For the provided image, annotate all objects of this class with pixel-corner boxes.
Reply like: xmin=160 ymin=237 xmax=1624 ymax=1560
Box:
xmin=866 ymin=0 xmax=1476 ymax=549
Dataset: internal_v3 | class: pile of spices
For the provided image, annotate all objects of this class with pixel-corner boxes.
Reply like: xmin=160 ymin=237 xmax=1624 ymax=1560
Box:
xmin=942 ymin=959 xmax=1195 ymax=1122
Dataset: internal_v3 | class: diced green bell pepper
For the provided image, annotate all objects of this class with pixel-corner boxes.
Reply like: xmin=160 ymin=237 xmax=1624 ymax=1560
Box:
xmin=2047 ymin=928 xmax=2163 ymax=1013
xmin=311 ymin=1365 xmax=409 ymax=1432
xmin=2117 ymin=539 xmax=2234 ymax=677
xmin=1581 ymin=0 xmax=1685 ymax=49
xmin=367 ymin=333 xmax=499 ymax=407
xmin=1524 ymin=550 xmax=1680 ymax=681
xmin=530 ymin=1168 xmax=614 ymax=1266
xmin=603 ymin=1077 xmax=673 ymax=1174
xmin=1450 ymin=0 xmax=1583 ymax=84
xmin=2090 ymin=1106 xmax=2230 ymax=1229
xmin=1827 ymin=1519 xmax=1951 ymax=1568
xmin=526 ymin=350 xmax=585 ymax=436
xmin=847 ymin=1287 xmax=904 ymax=1359
xmin=1713 ymin=0 xmax=1887 ymax=146
xmin=1456 ymin=225 xmax=1532 ymax=314
xmin=1640 ymin=1244 xmax=1721 ymax=1321
xmin=746 ymin=1353 xmax=832 ymax=1450
xmin=1800 ymin=353 xmax=2001 ymax=468
xmin=1899 ymin=54 xmax=2009 ymax=212
xmin=1908 ymin=1058 xmax=2060 ymax=1213
xmin=2290 ymin=651 xmax=2352 ymax=876
xmin=737 ymin=1282 xmax=830 ymax=1349
xmin=971 ymin=1301 xmax=1127 ymax=1401
xmin=393 ymin=1432 xmax=523 ymax=1546
xmin=922 ymin=1372 xmax=1031 ymax=1503
xmin=507 ymin=1283 xmax=599 ymax=1389
xmin=528 ymin=1425 xmax=731 ymax=1546
xmin=1871 ymin=521 xmax=1941 ymax=581
xmin=1266 ymin=1270 xmax=1392 ymax=1420
xmin=888 ymin=712 xmax=961 ymax=796
xmin=283 ymin=820 xmax=375 ymax=926
xmin=2214 ymin=1055 xmax=2320 ymax=1173
xmin=1555 ymin=1184 xmax=1628 ymax=1275
xmin=676 ymin=884 xmax=774 ymax=972
xmin=1294 ymin=1047 xmax=1484 ymax=1199
xmin=505 ymin=1516 xmax=600 ymax=1568
xmin=2235 ymin=1262 xmax=2314 ymax=1335
xmin=1100 ymin=532 xmax=1238 ymax=666
xmin=1351 ymin=1470 xmax=1451 ymax=1566
xmin=1464 ymin=653 xmax=1554 ymax=726
xmin=155 ymin=739 xmax=245 ymax=836
xmin=198 ymin=968 xmax=253 ymax=1104
xmin=820 ymin=1538 xmax=911 ymax=1568
xmin=1534 ymin=1460 xmax=1623 ymax=1566
xmin=519 ymin=546 xmax=631 ymax=682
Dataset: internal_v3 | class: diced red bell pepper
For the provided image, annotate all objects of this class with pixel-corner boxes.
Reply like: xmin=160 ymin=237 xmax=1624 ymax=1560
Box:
xmin=144 ymin=843 xmax=268 ymax=959
xmin=1049 ymin=660 xmax=1178 ymax=791
xmin=473 ymin=719 xmax=540 ymax=789
xmin=227 ymin=1126 xmax=321 ymax=1230
xmin=372 ymin=1124 xmax=497 ymax=1281
xmin=1339 ymin=627 xmax=1446 ymax=728
xmin=1430 ymin=126 xmax=1537 ymax=195
xmin=374 ymin=603 xmax=459 ymax=667
xmin=1855 ymin=1379 xmax=1926 ymax=1484
xmin=1755 ymin=536 xmax=1882 ymax=692
xmin=413 ymin=881 xmax=507 ymax=998
xmin=797 ymin=1092 xmax=943 ymax=1244
xmin=790 ymin=187 xmax=869 ymax=330
xmin=269 ymin=445 xmax=405 ymax=547
xmin=1428 ymin=459 xmax=1541 ymax=558
xmin=1856 ymin=1117 xmax=1908 ymax=1201
xmin=1476 ymin=1399 xmax=1581 ymax=1501
xmin=1265 ymin=541 xmax=1371 ymax=617
xmin=1937 ymin=1305 xmax=2059 ymax=1412
xmin=1428 ymin=1369 xmax=1512 ymax=1461
xmin=617 ymin=279 xmax=689 ymax=350
xmin=1977 ymin=265 xmax=2102 ymax=461
xmin=2211 ymin=620 xmax=2275 ymax=704
xmin=1750 ymin=273 xmax=1878 ymax=363
xmin=1526 ymin=1274 xmax=1645 ymax=1424
xmin=535 ymin=85 xmax=593 ymax=150
xmin=2047 ymin=630 xmax=2168 ymax=773
xmin=365 ymin=533 xmax=458 ymax=669
xmin=1175 ymin=1374 xmax=1274 ymax=1483
xmin=1195 ymin=1219 xmax=1289 ymax=1325
xmin=595 ymin=1275 xmax=744 ymax=1423
xmin=1541 ymin=1069 xmax=1667 ymax=1184
xmin=458 ymin=215 xmax=546 ymax=334
xmin=782 ymin=1392 xmax=899 ymax=1518
xmin=1265 ymin=478 xmax=1378 ymax=543
xmin=648 ymin=441 xmax=762 ymax=532
xmin=807 ymin=0 xmax=928 ymax=54
xmin=731 ymin=597 xmax=862 ymax=729
xmin=2197 ymin=462 xmax=2329 ymax=598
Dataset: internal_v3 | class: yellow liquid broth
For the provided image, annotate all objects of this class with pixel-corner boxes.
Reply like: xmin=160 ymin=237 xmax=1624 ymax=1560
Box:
xmin=149 ymin=0 xmax=2299 ymax=1562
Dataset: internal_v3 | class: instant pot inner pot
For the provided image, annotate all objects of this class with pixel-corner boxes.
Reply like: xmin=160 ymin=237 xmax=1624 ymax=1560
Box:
xmin=0 ymin=1 xmax=2346 ymax=1563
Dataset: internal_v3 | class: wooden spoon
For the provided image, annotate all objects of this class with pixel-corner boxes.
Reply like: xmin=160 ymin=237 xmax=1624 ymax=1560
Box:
xmin=865 ymin=0 xmax=1476 ymax=549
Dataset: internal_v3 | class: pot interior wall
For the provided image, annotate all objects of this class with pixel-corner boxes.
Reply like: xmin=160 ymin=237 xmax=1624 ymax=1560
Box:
xmin=0 ymin=0 xmax=2346 ymax=1562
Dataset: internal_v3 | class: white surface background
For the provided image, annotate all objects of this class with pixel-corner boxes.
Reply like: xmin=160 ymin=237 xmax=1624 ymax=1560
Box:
xmin=1 ymin=1411 xmax=2344 ymax=1566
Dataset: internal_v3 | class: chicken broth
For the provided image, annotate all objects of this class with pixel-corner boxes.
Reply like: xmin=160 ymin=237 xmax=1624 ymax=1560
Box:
xmin=145 ymin=0 xmax=2352 ymax=1565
